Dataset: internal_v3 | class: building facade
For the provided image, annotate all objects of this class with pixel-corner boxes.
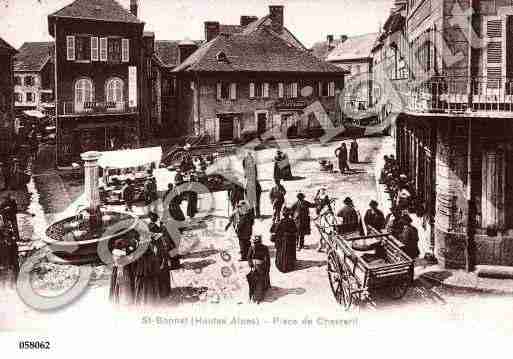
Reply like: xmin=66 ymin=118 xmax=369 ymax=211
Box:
xmin=377 ymin=0 xmax=513 ymax=269
xmin=172 ymin=6 xmax=346 ymax=144
xmin=14 ymin=42 xmax=55 ymax=116
xmin=0 ymin=38 xmax=17 ymax=157
xmin=48 ymin=0 xmax=153 ymax=166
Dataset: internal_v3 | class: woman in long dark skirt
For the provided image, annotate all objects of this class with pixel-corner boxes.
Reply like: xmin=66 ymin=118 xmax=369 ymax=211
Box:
xmin=247 ymin=235 xmax=271 ymax=304
xmin=273 ymin=207 xmax=298 ymax=273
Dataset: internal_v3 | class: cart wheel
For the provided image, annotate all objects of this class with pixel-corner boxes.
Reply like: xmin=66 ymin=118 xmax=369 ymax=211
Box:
xmin=387 ymin=282 xmax=409 ymax=300
xmin=327 ymin=251 xmax=352 ymax=310
xmin=171 ymin=150 xmax=187 ymax=164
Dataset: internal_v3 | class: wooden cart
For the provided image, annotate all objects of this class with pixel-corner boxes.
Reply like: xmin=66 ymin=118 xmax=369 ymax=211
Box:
xmin=314 ymin=199 xmax=414 ymax=310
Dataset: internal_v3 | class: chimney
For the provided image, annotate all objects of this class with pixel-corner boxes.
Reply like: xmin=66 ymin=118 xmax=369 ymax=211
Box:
xmin=130 ymin=0 xmax=138 ymax=17
xmin=204 ymin=21 xmax=220 ymax=42
xmin=240 ymin=15 xmax=258 ymax=27
xmin=327 ymin=34 xmax=334 ymax=49
xmin=269 ymin=5 xmax=284 ymax=33
xmin=178 ymin=40 xmax=198 ymax=64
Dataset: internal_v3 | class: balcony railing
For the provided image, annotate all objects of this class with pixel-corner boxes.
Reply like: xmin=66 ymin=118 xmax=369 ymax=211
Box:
xmin=61 ymin=101 xmax=137 ymax=116
xmin=404 ymin=77 xmax=513 ymax=114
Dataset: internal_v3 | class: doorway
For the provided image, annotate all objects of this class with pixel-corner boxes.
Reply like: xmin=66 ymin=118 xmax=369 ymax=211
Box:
xmin=257 ymin=112 xmax=267 ymax=135
xmin=218 ymin=115 xmax=235 ymax=142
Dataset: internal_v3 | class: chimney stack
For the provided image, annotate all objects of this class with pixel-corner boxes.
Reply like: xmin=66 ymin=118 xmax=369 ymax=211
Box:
xmin=204 ymin=21 xmax=220 ymax=42
xmin=327 ymin=34 xmax=334 ymax=49
xmin=269 ymin=5 xmax=284 ymax=33
xmin=240 ymin=16 xmax=258 ymax=27
xmin=130 ymin=0 xmax=138 ymax=17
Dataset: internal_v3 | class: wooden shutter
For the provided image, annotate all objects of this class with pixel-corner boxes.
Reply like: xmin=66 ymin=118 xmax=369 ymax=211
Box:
xmin=319 ymin=82 xmax=323 ymax=97
xmin=329 ymin=81 xmax=335 ymax=97
xmin=100 ymin=37 xmax=108 ymax=61
xmin=230 ymin=83 xmax=237 ymax=100
xmin=278 ymin=83 xmax=284 ymax=98
xmin=217 ymin=83 xmax=222 ymax=100
xmin=122 ymin=39 xmax=130 ymax=62
xmin=249 ymin=82 xmax=255 ymax=99
xmin=292 ymin=82 xmax=298 ymax=98
xmin=91 ymin=37 xmax=98 ymax=61
xmin=66 ymin=36 xmax=75 ymax=61
xmin=485 ymin=18 xmax=503 ymax=90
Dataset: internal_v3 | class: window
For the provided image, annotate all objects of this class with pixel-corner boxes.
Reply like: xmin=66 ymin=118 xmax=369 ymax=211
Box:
xmin=162 ymin=78 xmax=176 ymax=97
xmin=319 ymin=81 xmax=330 ymax=97
xmin=278 ymin=83 xmax=284 ymax=98
xmin=75 ymin=36 xmax=91 ymax=61
xmin=108 ymin=38 xmax=122 ymax=63
xmin=26 ymin=92 xmax=35 ymax=103
xmin=106 ymin=78 xmax=124 ymax=104
xmin=217 ymin=82 xmax=236 ymax=100
xmin=41 ymin=92 xmax=54 ymax=103
xmin=14 ymin=93 xmax=22 ymax=102
xmin=249 ymin=82 xmax=269 ymax=99
xmin=24 ymin=76 xmax=34 ymax=86
xmin=75 ymin=78 xmax=93 ymax=107
xmin=286 ymin=82 xmax=298 ymax=98
xmin=14 ymin=76 xmax=21 ymax=86
xmin=263 ymin=83 xmax=269 ymax=98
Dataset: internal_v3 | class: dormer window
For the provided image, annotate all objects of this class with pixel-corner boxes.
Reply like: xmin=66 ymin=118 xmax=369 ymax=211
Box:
xmin=216 ymin=51 xmax=228 ymax=63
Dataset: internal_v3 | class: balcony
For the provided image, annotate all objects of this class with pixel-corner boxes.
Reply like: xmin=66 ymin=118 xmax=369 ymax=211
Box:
xmin=404 ymin=77 xmax=513 ymax=116
xmin=61 ymin=101 xmax=137 ymax=116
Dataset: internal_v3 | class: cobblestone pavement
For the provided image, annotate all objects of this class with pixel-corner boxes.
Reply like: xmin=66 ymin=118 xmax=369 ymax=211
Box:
xmin=2 ymin=136 xmax=512 ymax=331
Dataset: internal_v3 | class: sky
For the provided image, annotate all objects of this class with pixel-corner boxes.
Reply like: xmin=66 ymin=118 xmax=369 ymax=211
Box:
xmin=0 ymin=0 xmax=394 ymax=49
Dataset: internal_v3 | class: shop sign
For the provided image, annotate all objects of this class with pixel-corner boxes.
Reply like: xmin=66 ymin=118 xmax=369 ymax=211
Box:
xmin=275 ymin=99 xmax=307 ymax=110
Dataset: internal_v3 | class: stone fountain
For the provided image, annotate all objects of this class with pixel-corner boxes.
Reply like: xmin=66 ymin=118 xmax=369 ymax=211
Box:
xmin=44 ymin=151 xmax=140 ymax=265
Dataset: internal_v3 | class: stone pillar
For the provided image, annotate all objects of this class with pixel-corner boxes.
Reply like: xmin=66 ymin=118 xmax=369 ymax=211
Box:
xmin=81 ymin=151 xmax=102 ymax=214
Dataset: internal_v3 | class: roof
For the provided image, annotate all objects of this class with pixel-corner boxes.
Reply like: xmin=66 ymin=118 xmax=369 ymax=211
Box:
xmin=220 ymin=24 xmax=244 ymax=35
xmin=173 ymin=28 xmax=346 ymax=75
xmin=48 ymin=0 xmax=141 ymax=24
xmin=0 ymin=37 xmax=17 ymax=54
xmin=155 ymin=40 xmax=202 ymax=68
xmin=311 ymin=38 xmax=347 ymax=60
xmin=14 ymin=42 xmax=54 ymax=72
xmin=241 ymin=15 xmax=306 ymax=50
xmin=326 ymin=33 xmax=378 ymax=62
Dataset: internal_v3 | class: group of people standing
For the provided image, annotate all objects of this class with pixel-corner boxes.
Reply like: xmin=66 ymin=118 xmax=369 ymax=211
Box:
xmin=334 ymin=139 xmax=359 ymax=175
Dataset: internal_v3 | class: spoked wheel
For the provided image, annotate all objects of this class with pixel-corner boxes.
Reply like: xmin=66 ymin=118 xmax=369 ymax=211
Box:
xmin=387 ymin=281 xmax=410 ymax=300
xmin=171 ymin=150 xmax=188 ymax=164
xmin=327 ymin=251 xmax=352 ymax=310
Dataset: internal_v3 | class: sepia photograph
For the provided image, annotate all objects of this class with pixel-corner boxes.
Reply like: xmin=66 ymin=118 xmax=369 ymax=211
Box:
xmin=0 ymin=0 xmax=512 ymax=356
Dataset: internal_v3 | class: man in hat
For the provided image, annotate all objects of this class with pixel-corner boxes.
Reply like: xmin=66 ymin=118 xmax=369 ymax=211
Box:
xmin=334 ymin=142 xmax=351 ymax=174
xmin=247 ymin=235 xmax=271 ymax=304
xmin=122 ymin=179 xmax=135 ymax=212
xmin=364 ymin=200 xmax=386 ymax=232
xmin=245 ymin=178 xmax=262 ymax=218
xmin=398 ymin=214 xmax=420 ymax=260
xmin=269 ymin=179 xmax=286 ymax=223
xmin=336 ymin=197 xmax=361 ymax=234
xmin=225 ymin=200 xmax=255 ymax=261
xmin=349 ymin=138 xmax=359 ymax=163
xmin=291 ymin=193 xmax=316 ymax=251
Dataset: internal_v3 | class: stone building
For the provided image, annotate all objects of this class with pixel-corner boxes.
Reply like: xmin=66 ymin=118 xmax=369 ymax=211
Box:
xmin=326 ymin=33 xmax=378 ymax=110
xmin=0 ymin=37 xmax=17 ymax=157
xmin=48 ymin=0 xmax=155 ymax=166
xmin=381 ymin=0 xmax=513 ymax=269
xmin=13 ymin=42 xmax=55 ymax=116
xmin=172 ymin=7 xmax=346 ymax=143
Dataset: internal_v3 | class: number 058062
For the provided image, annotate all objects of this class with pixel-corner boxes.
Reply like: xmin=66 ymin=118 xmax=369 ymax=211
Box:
xmin=19 ymin=341 xmax=50 ymax=350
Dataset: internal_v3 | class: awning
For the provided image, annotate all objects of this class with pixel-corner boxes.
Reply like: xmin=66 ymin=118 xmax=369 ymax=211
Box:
xmin=23 ymin=110 xmax=46 ymax=119
xmin=98 ymin=146 xmax=162 ymax=169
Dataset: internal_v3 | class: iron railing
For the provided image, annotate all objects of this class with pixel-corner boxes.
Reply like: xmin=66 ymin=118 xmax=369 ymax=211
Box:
xmin=62 ymin=101 xmax=137 ymax=115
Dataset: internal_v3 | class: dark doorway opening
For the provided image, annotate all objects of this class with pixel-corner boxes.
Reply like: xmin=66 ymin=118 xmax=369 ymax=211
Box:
xmin=219 ymin=115 xmax=235 ymax=142
xmin=257 ymin=113 xmax=267 ymax=135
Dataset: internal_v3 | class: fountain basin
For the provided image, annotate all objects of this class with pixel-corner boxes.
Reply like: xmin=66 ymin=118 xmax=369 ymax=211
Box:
xmin=44 ymin=210 xmax=141 ymax=265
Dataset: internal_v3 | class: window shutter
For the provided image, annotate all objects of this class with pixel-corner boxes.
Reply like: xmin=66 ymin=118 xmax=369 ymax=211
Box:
xmin=329 ymin=81 xmax=335 ymax=96
xmin=249 ymin=83 xmax=255 ymax=99
xmin=66 ymin=36 xmax=75 ymax=61
xmin=263 ymin=83 xmax=269 ymax=98
xmin=230 ymin=83 xmax=237 ymax=100
xmin=100 ymin=37 xmax=108 ymax=61
xmin=278 ymin=83 xmax=284 ymax=98
xmin=293 ymin=82 xmax=298 ymax=98
xmin=217 ymin=83 xmax=222 ymax=100
xmin=485 ymin=19 xmax=503 ymax=90
xmin=91 ymin=37 xmax=99 ymax=61
xmin=319 ymin=82 xmax=323 ymax=96
xmin=122 ymin=39 xmax=130 ymax=62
